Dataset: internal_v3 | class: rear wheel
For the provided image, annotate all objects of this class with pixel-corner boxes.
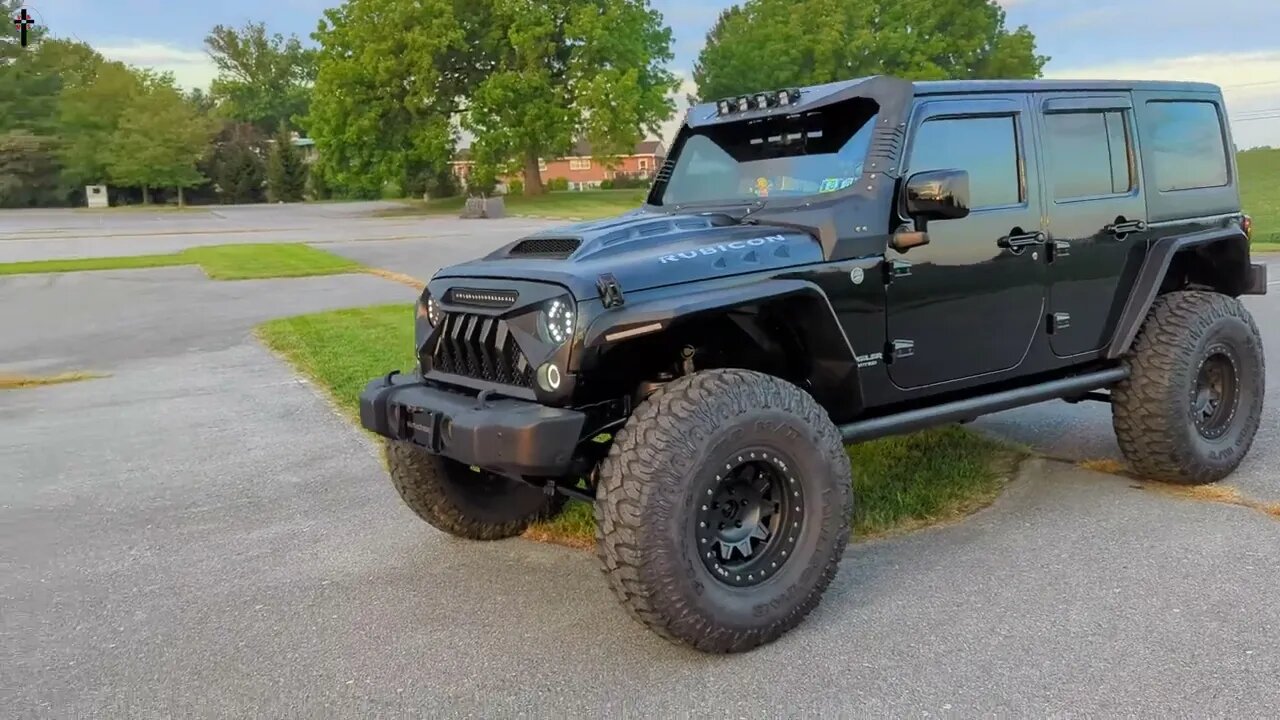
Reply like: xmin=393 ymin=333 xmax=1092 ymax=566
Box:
xmin=1112 ymin=291 xmax=1265 ymax=485
xmin=594 ymin=369 xmax=853 ymax=653
xmin=384 ymin=440 xmax=564 ymax=539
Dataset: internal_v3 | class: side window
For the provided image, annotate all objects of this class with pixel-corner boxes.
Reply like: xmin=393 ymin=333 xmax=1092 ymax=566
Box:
xmin=1145 ymin=101 xmax=1229 ymax=192
xmin=909 ymin=116 xmax=1021 ymax=209
xmin=1044 ymin=110 xmax=1133 ymax=200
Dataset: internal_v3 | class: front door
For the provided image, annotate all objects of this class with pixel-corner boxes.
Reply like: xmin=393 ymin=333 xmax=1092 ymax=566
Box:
xmin=1034 ymin=93 xmax=1150 ymax=357
xmin=886 ymin=96 xmax=1047 ymax=389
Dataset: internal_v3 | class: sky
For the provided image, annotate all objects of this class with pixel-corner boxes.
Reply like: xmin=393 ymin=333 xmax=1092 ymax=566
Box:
xmin=18 ymin=0 xmax=1280 ymax=148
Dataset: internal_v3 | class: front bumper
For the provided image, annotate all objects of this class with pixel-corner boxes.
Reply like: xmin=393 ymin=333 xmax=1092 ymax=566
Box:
xmin=359 ymin=373 xmax=586 ymax=477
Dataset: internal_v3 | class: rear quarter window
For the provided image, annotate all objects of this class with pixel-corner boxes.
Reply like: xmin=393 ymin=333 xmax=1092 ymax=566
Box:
xmin=1145 ymin=101 xmax=1230 ymax=192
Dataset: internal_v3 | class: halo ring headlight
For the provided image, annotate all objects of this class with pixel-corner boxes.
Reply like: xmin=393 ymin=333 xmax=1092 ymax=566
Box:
xmin=538 ymin=298 xmax=576 ymax=346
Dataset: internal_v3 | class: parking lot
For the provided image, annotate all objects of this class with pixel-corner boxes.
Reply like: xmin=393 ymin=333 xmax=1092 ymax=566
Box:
xmin=3 ymin=204 xmax=1279 ymax=716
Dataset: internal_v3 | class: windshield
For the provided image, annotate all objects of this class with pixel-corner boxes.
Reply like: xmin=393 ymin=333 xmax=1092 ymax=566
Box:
xmin=658 ymin=97 xmax=879 ymax=207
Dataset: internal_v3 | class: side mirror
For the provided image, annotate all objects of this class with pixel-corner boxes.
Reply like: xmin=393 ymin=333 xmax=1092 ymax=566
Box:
xmin=904 ymin=169 xmax=971 ymax=229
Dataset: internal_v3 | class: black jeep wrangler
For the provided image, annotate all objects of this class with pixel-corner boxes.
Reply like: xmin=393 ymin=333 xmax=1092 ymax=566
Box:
xmin=360 ymin=76 xmax=1269 ymax=652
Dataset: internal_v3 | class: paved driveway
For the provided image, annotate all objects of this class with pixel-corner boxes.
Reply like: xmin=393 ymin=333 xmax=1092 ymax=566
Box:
xmin=2 ymin=209 xmax=1278 ymax=716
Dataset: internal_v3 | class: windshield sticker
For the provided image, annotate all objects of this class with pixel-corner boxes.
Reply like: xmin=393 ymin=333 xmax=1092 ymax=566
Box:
xmin=753 ymin=177 xmax=772 ymax=197
xmin=658 ymin=234 xmax=787 ymax=264
xmin=819 ymin=177 xmax=857 ymax=193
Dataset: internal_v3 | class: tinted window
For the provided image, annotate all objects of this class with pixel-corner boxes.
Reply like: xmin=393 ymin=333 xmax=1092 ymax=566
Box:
xmin=910 ymin=116 xmax=1020 ymax=209
xmin=1045 ymin=110 xmax=1133 ymax=200
xmin=1146 ymin=101 xmax=1229 ymax=191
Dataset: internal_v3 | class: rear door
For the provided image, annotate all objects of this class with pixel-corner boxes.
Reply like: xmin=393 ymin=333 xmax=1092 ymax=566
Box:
xmin=1035 ymin=93 xmax=1149 ymax=357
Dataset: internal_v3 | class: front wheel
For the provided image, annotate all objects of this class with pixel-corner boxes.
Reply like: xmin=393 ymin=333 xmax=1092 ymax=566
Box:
xmin=384 ymin=440 xmax=564 ymax=539
xmin=594 ymin=369 xmax=853 ymax=653
xmin=1112 ymin=291 xmax=1266 ymax=485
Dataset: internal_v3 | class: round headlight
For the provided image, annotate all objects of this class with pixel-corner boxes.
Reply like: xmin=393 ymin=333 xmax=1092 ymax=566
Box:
xmin=426 ymin=296 xmax=444 ymax=327
xmin=539 ymin=299 xmax=575 ymax=345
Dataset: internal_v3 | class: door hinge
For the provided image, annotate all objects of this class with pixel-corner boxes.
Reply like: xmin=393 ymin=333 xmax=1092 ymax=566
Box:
xmin=1049 ymin=313 xmax=1071 ymax=333
xmin=886 ymin=339 xmax=915 ymax=362
xmin=1051 ymin=240 xmax=1070 ymax=261
xmin=882 ymin=259 xmax=912 ymax=283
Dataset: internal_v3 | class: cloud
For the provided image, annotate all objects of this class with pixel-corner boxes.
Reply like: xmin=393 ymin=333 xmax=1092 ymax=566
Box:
xmin=1046 ymin=51 xmax=1280 ymax=148
xmin=96 ymin=41 xmax=218 ymax=91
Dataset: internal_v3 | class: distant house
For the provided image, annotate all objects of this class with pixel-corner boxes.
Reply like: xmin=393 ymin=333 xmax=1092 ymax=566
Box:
xmin=291 ymin=136 xmax=317 ymax=164
xmin=449 ymin=140 xmax=667 ymax=191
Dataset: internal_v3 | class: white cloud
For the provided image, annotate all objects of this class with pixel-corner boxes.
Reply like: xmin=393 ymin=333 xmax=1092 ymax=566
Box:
xmin=96 ymin=41 xmax=218 ymax=91
xmin=1046 ymin=50 xmax=1280 ymax=148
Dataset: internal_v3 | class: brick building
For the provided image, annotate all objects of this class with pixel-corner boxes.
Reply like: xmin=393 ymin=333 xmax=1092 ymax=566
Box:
xmin=450 ymin=140 xmax=667 ymax=191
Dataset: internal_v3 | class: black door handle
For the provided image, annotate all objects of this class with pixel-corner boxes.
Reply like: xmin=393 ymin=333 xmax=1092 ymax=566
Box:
xmin=997 ymin=230 xmax=1046 ymax=253
xmin=1105 ymin=219 xmax=1147 ymax=236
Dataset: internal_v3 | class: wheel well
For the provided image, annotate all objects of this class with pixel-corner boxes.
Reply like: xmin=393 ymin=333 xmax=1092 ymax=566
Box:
xmin=1159 ymin=235 xmax=1253 ymax=296
xmin=579 ymin=295 xmax=861 ymax=419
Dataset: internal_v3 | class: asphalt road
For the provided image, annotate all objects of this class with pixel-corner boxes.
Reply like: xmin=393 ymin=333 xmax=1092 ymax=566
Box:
xmin=3 ymin=207 xmax=1279 ymax=716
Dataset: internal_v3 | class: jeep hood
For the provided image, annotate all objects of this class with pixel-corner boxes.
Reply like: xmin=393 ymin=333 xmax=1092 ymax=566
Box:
xmin=433 ymin=210 xmax=826 ymax=300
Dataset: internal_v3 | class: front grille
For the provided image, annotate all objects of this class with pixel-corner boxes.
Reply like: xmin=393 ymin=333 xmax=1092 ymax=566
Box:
xmin=509 ymin=237 xmax=581 ymax=258
xmin=431 ymin=312 xmax=533 ymax=388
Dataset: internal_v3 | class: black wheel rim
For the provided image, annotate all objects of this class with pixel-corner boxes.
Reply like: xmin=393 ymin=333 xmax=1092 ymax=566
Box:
xmin=1191 ymin=344 xmax=1240 ymax=440
xmin=695 ymin=448 xmax=803 ymax=587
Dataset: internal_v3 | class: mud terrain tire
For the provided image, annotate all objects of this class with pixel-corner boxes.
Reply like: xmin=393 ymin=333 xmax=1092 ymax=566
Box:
xmin=594 ymin=369 xmax=853 ymax=653
xmin=384 ymin=440 xmax=564 ymax=540
xmin=1113 ymin=291 xmax=1265 ymax=485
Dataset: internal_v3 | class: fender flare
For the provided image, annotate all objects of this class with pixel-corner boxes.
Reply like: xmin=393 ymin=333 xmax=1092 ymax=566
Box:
xmin=1105 ymin=226 xmax=1250 ymax=359
xmin=574 ymin=278 xmax=865 ymax=416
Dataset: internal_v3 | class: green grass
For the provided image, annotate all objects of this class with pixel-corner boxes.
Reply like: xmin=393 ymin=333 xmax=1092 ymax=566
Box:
xmin=382 ymin=189 xmax=649 ymax=221
xmin=0 ymin=243 xmax=362 ymax=280
xmin=1240 ymin=148 xmax=1280 ymax=249
xmin=258 ymin=304 xmax=1017 ymax=546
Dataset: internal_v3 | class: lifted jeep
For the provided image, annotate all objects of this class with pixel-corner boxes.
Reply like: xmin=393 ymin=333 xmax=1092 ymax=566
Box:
xmin=360 ymin=76 xmax=1269 ymax=653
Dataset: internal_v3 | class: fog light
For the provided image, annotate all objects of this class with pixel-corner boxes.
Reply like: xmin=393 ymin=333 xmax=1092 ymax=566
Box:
xmin=537 ymin=363 xmax=562 ymax=392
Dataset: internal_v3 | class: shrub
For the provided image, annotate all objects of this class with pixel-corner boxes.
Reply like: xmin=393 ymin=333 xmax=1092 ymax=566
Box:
xmin=506 ymin=178 xmax=524 ymax=195
xmin=547 ymin=177 xmax=569 ymax=191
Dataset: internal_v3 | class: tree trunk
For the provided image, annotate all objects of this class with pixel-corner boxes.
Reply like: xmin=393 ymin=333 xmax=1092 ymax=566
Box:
xmin=522 ymin=148 xmax=544 ymax=196
xmin=142 ymin=186 xmax=150 ymax=204
xmin=177 ymin=186 xmax=185 ymax=207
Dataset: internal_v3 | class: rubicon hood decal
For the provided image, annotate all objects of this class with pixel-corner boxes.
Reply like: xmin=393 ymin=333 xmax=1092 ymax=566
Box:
xmin=658 ymin=234 xmax=788 ymax=264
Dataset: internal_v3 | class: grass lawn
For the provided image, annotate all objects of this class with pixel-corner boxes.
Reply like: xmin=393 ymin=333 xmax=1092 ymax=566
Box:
xmin=258 ymin=304 xmax=1019 ymax=547
xmin=1239 ymin=148 xmax=1280 ymax=250
xmin=382 ymin=189 xmax=648 ymax=221
xmin=0 ymin=243 xmax=362 ymax=280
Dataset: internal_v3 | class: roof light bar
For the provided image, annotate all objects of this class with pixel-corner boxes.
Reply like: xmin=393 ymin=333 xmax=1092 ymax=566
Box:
xmin=715 ymin=88 xmax=803 ymax=116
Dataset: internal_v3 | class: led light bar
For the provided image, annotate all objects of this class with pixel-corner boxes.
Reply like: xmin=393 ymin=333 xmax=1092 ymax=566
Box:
xmin=715 ymin=88 xmax=802 ymax=115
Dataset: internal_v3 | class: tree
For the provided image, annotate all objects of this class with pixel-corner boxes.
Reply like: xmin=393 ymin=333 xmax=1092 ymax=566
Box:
xmin=210 ymin=122 xmax=267 ymax=204
xmin=266 ymin=122 xmax=306 ymax=202
xmin=462 ymin=0 xmax=677 ymax=195
xmin=56 ymin=60 xmax=142 ymax=186
xmin=0 ymin=130 xmax=62 ymax=207
xmin=693 ymin=0 xmax=1048 ymax=101
xmin=205 ymin=22 xmax=316 ymax=132
xmin=308 ymin=0 xmax=470 ymax=198
xmin=106 ymin=84 xmax=215 ymax=205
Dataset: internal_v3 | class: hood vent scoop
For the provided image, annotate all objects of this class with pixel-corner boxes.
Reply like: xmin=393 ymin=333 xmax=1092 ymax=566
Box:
xmin=509 ymin=237 xmax=581 ymax=258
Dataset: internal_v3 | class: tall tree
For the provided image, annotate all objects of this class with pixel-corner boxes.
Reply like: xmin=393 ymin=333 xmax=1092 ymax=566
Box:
xmin=56 ymin=60 xmax=142 ymax=186
xmin=106 ymin=84 xmax=215 ymax=205
xmin=693 ymin=0 xmax=1048 ymax=101
xmin=0 ymin=130 xmax=61 ymax=207
xmin=205 ymin=22 xmax=316 ymax=132
xmin=463 ymin=0 xmax=676 ymax=195
xmin=266 ymin=122 xmax=307 ymax=202
xmin=209 ymin=122 xmax=267 ymax=204
xmin=308 ymin=0 xmax=471 ymax=198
